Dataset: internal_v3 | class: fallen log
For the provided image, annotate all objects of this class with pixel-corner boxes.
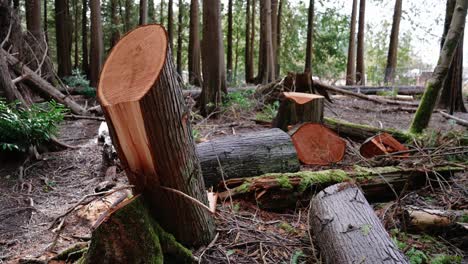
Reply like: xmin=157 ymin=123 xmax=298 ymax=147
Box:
xmin=309 ymin=183 xmax=409 ymax=263
xmin=439 ymin=110 xmax=468 ymax=127
xmin=337 ymin=85 xmax=425 ymax=95
xmin=324 ymin=117 xmax=413 ymax=142
xmin=217 ymin=165 xmax=463 ymax=209
xmin=197 ymin=128 xmax=300 ymax=188
xmin=404 ymin=206 xmax=468 ymax=232
xmin=1 ymin=49 xmax=86 ymax=114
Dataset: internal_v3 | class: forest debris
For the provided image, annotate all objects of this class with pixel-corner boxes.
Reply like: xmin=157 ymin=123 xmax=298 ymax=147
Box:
xmin=359 ymin=132 xmax=409 ymax=159
xmin=439 ymin=110 xmax=468 ymax=127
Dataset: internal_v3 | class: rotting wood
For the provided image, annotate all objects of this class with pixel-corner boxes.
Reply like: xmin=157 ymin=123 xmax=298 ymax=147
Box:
xmin=309 ymin=183 xmax=409 ymax=263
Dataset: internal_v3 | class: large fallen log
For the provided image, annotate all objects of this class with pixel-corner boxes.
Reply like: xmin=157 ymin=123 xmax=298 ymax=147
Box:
xmin=218 ymin=165 xmax=463 ymax=209
xmin=1 ymin=49 xmax=86 ymax=114
xmin=97 ymin=25 xmax=214 ymax=246
xmin=337 ymin=85 xmax=425 ymax=95
xmin=197 ymin=128 xmax=300 ymax=188
xmin=324 ymin=117 xmax=413 ymax=142
xmin=309 ymin=183 xmax=409 ymax=263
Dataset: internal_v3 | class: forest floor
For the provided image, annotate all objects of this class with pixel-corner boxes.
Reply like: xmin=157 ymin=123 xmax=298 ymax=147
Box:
xmin=0 ymin=92 xmax=467 ymax=263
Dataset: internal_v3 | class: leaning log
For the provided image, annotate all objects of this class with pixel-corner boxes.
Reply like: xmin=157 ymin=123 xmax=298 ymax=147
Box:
xmin=1 ymin=49 xmax=86 ymax=114
xmin=197 ymin=128 xmax=300 ymax=188
xmin=97 ymin=25 xmax=214 ymax=246
xmin=337 ymin=85 xmax=425 ymax=95
xmin=309 ymin=183 xmax=409 ymax=264
xmin=218 ymin=165 xmax=463 ymax=210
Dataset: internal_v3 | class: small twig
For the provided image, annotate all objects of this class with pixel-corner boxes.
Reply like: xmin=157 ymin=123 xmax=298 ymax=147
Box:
xmin=0 ymin=17 xmax=12 ymax=49
xmin=198 ymin=232 xmax=219 ymax=264
xmin=64 ymin=114 xmax=105 ymax=121
xmin=160 ymin=186 xmax=214 ymax=215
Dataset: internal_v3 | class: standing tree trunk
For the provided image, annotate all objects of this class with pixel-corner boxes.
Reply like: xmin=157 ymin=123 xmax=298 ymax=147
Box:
xmin=160 ymin=0 xmax=164 ymax=23
xmin=139 ymin=0 xmax=148 ymax=25
xmin=43 ymin=0 xmax=48 ymax=41
xmin=438 ymin=0 xmax=467 ymax=113
xmin=124 ymin=0 xmax=132 ymax=32
xmin=304 ymin=0 xmax=314 ymax=73
xmin=271 ymin=0 xmax=278 ymax=78
xmin=257 ymin=0 xmax=275 ymax=84
xmin=200 ymin=0 xmax=227 ymax=116
xmin=245 ymin=0 xmax=251 ymax=83
xmin=73 ymin=0 xmax=79 ymax=69
xmin=89 ymin=0 xmax=103 ymax=87
xmin=81 ymin=0 xmax=89 ymax=76
xmin=148 ymin=0 xmax=155 ymax=22
xmin=176 ymin=0 xmax=183 ymax=75
xmin=346 ymin=0 xmax=358 ymax=85
xmin=410 ymin=0 xmax=468 ymax=133
xmin=98 ymin=25 xmax=215 ymax=246
xmin=167 ymin=0 xmax=173 ymax=51
xmin=276 ymin=0 xmax=283 ymax=76
xmin=247 ymin=0 xmax=256 ymax=83
xmin=25 ymin=0 xmax=42 ymax=37
xmin=55 ymin=0 xmax=72 ymax=77
xmin=227 ymin=0 xmax=233 ymax=83
xmin=384 ymin=0 xmax=403 ymax=84
xmin=110 ymin=0 xmax=121 ymax=48
xmin=188 ymin=0 xmax=201 ymax=86
xmin=356 ymin=0 xmax=366 ymax=85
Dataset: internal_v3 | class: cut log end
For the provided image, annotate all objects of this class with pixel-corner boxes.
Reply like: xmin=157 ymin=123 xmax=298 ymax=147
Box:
xmin=283 ymin=92 xmax=323 ymax=105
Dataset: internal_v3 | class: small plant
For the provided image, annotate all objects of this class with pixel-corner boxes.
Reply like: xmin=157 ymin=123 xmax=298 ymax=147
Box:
xmin=256 ymin=101 xmax=279 ymax=122
xmin=0 ymin=99 xmax=66 ymax=152
xmin=222 ymin=90 xmax=255 ymax=111
xmin=63 ymin=69 xmax=96 ymax=97
xmin=431 ymin=254 xmax=462 ymax=264
xmin=278 ymin=222 xmax=296 ymax=234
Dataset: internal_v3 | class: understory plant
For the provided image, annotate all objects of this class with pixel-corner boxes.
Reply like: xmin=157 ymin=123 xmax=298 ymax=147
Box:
xmin=0 ymin=99 xmax=66 ymax=152
xmin=63 ymin=69 xmax=96 ymax=97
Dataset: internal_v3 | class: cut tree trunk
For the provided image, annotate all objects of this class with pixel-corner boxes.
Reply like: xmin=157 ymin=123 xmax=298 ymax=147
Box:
xmin=309 ymin=183 xmax=408 ymax=263
xmin=97 ymin=25 xmax=214 ymax=246
xmin=273 ymin=92 xmax=324 ymax=131
xmin=83 ymin=195 xmax=195 ymax=264
xmin=218 ymin=165 xmax=463 ymax=210
xmin=196 ymin=128 xmax=300 ymax=188
xmin=359 ymin=132 xmax=408 ymax=159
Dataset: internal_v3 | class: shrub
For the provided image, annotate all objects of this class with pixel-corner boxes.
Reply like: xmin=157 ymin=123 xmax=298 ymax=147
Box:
xmin=0 ymin=100 xmax=66 ymax=152
xmin=63 ymin=69 xmax=96 ymax=97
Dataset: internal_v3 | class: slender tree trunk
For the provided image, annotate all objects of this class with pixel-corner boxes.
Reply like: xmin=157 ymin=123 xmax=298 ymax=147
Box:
xmin=139 ymin=0 xmax=148 ymax=25
xmin=244 ymin=0 xmax=251 ymax=83
xmin=110 ymin=0 xmax=121 ymax=48
xmin=55 ymin=0 xmax=72 ymax=77
xmin=200 ymin=0 xmax=227 ymax=116
xmin=124 ymin=0 xmax=132 ymax=32
xmin=160 ymin=0 xmax=164 ymax=23
xmin=148 ymin=0 xmax=155 ymax=22
xmin=438 ymin=0 xmax=467 ymax=113
xmin=410 ymin=0 xmax=467 ymax=133
xmin=227 ymin=0 xmax=233 ymax=83
xmin=384 ymin=0 xmax=402 ymax=84
xmin=81 ymin=0 xmax=89 ymax=75
xmin=346 ymin=0 xmax=358 ymax=85
xmin=43 ymin=0 xmax=48 ymax=41
xmin=356 ymin=0 xmax=366 ymax=85
xmin=176 ymin=0 xmax=183 ymax=75
xmin=271 ymin=0 xmax=278 ymax=78
xmin=89 ymin=0 xmax=103 ymax=87
xmin=73 ymin=0 xmax=79 ymax=69
xmin=188 ymin=0 xmax=201 ymax=86
xmin=304 ymin=0 xmax=314 ymax=73
xmin=276 ymin=0 xmax=283 ymax=76
xmin=167 ymin=0 xmax=173 ymax=51
xmin=247 ymin=0 xmax=256 ymax=83
xmin=25 ymin=0 xmax=41 ymax=36
xmin=257 ymin=0 xmax=275 ymax=84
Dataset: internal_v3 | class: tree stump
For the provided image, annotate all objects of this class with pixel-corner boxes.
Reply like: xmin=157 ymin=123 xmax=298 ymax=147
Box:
xmin=97 ymin=24 xmax=214 ymax=246
xmin=272 ymin=92 xmax=324 ymax=131
xmin=309 ymin=183 xmax=408 ymax=264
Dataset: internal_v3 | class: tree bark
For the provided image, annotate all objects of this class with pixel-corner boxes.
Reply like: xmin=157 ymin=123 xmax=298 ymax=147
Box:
xmin=98 ymin=25 xmax=215 ymax=246
xmin=346 ymin=0 xmax=358 ymax=85
xmin=188 ymin=0 xmax=201 ymax=86
xmin=139 ymin=0 xmax=148 ymax=25
xmin=89 ymin=0 xmax=103 ymax=88
xmin=247 ymin=0 xmax=256 ymax=83
xmin=356 ymin=0 xmax=366 ymax=85
xmin=271 ymin=0 xmax=278 ymax=77
xmin=245 ymin=0 xmax=251 ymax=83
xmin=257 ymin=0 xmax=275 ymax=84
xmin=384 ymin=0 xmax=403 ymax=85
xmin=55 ymin=0 xmax=72 ymax=77
xmin=304 ymin=0 xmax=314 ymax=73
xmin=73 ymin=0 xmax=79 ymax=69
xmin=227 ymin=0 xmax=233 ymax=83
xmin=310 ymin=184 xmax=409 ymax=264
xmin=410 ymin=0 xmax=467 ymax=133
xmin=110 ymin=0 xmax=121 ymax=48
xmin=176 ymin=0 xmax=183 ymax=75
xmin=196 ymin=128 xmax=300 ymax=187
xmin=124 ymin=0 xmax=132 ymax=32
xmin=167 ymin=0 xmax=173 ymax=51
xmin=160 ymin=0 xmax=165 ymax=23
xmin=81 ymin=0 xmax=89 ymax=75
xmin=0 ymin=51 xmax=26 ymax=104
xmin=200 ymin=0 xmax=227 ymax=116
xmin=276 ymin=0 xmax=283 ymax=76
xmin=25 ymin=0 xmax=42 ymax=36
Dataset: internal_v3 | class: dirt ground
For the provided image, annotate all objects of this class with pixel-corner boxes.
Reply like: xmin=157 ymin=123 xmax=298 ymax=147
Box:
xmin=0 ymin=95 xmax=467 ymax=263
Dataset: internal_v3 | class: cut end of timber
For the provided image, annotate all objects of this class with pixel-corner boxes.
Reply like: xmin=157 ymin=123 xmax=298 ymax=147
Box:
xmin=290 ymin=123 xmax=346 ymax=165
xmin=360 ymin=132 xmax=408 ymax=159
xmin=98 ymin=25 xmax=168 ymax=106
xmin=283 ymin=92 xmax=323 ymax=105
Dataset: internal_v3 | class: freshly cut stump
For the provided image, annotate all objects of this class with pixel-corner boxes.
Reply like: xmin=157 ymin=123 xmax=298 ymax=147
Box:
xmin=360 ymin=132 xmax=408 ymax=158
xmin=289 ymin=123 xmax=345 ymax=165
xmin=98 ymin=24 xmax=214 ymax=246
xmin=197 ymin=128 xmax=300 ymax=187
xmin=309 ymin=183 xmax=408 ymax=264
xmin=273 ymin=92 xmax=324 ymax=131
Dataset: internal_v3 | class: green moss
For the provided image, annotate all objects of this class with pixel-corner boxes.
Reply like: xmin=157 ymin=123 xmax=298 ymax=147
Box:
xmin=277 ymin=175 xmax=294 ymax=189
xmin=278 ymin=222 xmax=296 ymax=234
xmin=236 ymin=181 xmax=252 ymax=193
xmin=352 ymin=165 xmax=401 ymax=178
xmin=298 ymin=169 xmax=349 ymax=192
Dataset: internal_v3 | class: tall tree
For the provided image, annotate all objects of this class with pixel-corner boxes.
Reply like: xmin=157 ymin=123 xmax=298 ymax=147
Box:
xmin=89 ymin=0 xmax=103 ymax=87
xmin=188 ymin=0 xmax=201 ymax=86
xmin=384 ymin=0 xmax=402 ymax=84
xmin=244 ymin=0 xmax=253 ymax=82
xmin=81 ymin=0 xmax=89 ymax=75
xmin=247 ymin=0 xmax=256 ymax=82
xmin=346 ymin=0 xmax=358 ymax=85
xmin=160 ymin=0 xmax=165 ymax=23
xmin=176 ymin=0 xmax=183 ymax=74
xmin=276 ymin=0 xmax=283 ymax=75
xmin=200 ymin=0 xmax=226 ymax=116
xmin=304 ymin=0 xmax=314 ymax=72
xmin=410 ymin=0 xmax=467 ymax=133
xmin=227 ymin=0 xmax=233 ymax=82
xmin=271 ymin=0 xmax=278 ymax=76
xmin=43 ymin=0 xmax=48 ymax=40
xmin=124 ymin=0 xmax=132 ymax=32
xmin=110 ymin=0 xmax=120 ymax=48
xmin=438 ymin=0 xmax=467 ymax=113
xmin=148 ymin=0 xmax=155 ymax=21
xmin=73 ymin=0 xmax=79 ymax=68
xmin=257 ymin=0 xmax=275 ymax=84
xmin=139 ymin=0 xmax=148 ymax=25
xmin=167 ymin=0 xmax=173 ymax=50
xmin=55 ymin=0 xmax=72 ymax=77
xmin=356 ymin=0 xmax=366 ymax=85
xmin=25 ymin=0 xmax=41 ymax=37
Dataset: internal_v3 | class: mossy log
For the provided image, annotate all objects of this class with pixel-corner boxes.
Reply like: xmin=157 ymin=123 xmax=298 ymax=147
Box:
xmin=324 ymin=117 xmax=413 ymax=142
xmin=217 ymin=165 xmax=463 ymax=210
xmin=82 ymin=195 xmax=195 ymax=264
xmin=197 ymin=128 xmax=300 ymax=188
xmin=309 ymin=183 xmax=409 ymax=264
